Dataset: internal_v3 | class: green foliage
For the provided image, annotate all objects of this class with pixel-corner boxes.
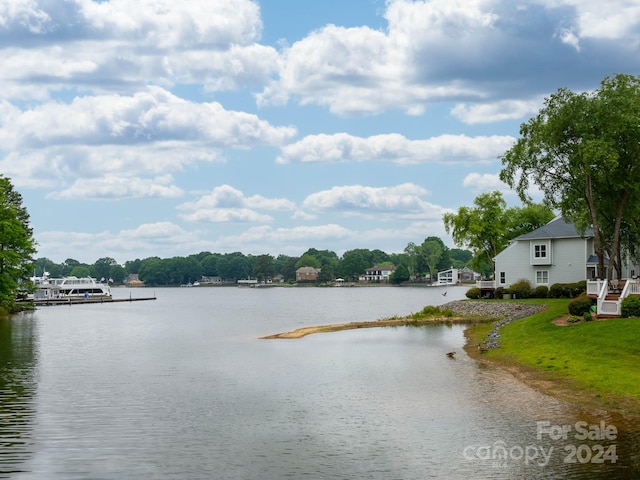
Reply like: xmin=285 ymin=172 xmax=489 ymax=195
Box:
xmin=500 ymin=73 xmax=640 ymax=282
xmin=493 ymin=287 xmax=505 ymax=298
xmin=532 ymin=285 xmax=549 ymax=298
xmin=0 ymin=176 xmax=36 ymax=311
xmin=389 ymin=264 xmax=410 ymax=284
xmin=409 ymin=305 xmax=454 ymax=319
xmin=566 ymin=315 xmax=582 ymax=323
xmin=443 ymin=191 xmax=553 ymax=278
xmin=620 ymin=296 xmax=640 ymax=318
xmin=252 ymin=254 xmax=275 ymax=282
xmin=295 ymin=253 xmax=321 ymax=269
xmin=465 ymin=287 xmax=481 ymax=299
xmin=583 ymin=312 xmax=593 ymax=322
xmin=568 ymin=295 xmax=593 ymax=316
xmin=549 ymin=282 xmax=586 ymax=298
xmin=508 ymin=279 xmax=533 ymax=299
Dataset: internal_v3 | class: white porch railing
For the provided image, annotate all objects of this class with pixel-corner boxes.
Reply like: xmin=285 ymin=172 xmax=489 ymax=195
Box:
xmin=475 ymin=280 xmax=495 ymax=289
xmin=589 ymin=278 xmax=640 ymax=316
xmin=586 ymin=279 xmax=606 ymax=296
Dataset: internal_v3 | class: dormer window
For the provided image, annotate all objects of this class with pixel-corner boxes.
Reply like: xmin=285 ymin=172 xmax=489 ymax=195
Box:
xmin=530 ymin=240 xmax=551 ymax=265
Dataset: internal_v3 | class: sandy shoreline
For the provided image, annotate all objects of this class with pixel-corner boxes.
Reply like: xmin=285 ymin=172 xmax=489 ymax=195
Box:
xmin=260 ymin=300 xmax=543 ymax=340
xmin=259 ymin=316 xmax=477 ymax=339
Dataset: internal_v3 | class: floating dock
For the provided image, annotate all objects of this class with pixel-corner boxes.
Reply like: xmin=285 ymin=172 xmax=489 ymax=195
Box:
xmin=26 ymin=295 xmax=157 ymax=307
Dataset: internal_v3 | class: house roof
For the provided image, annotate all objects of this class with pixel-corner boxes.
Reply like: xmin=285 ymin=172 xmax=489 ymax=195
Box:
xmin=514 ymin=216 xmax=593 ymax=241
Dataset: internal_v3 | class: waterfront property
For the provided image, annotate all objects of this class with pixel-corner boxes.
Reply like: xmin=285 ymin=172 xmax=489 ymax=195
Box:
xmin=477 ymin=216 xmax=640 ymax=316
xmin=359 ymin=264 xmax=396 ymax=282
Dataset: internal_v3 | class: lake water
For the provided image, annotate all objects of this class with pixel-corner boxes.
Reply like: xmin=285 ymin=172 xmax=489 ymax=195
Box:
xmin=0 ymin=286 xmax=639 ymax=479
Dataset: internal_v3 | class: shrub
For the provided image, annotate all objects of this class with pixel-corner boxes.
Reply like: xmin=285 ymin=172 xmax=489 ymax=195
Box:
xmin=465 ymin=287 xmax=481 ymax=299
xmin=508 ymin=279 xmax=532 ymax=299
xmin=493 ymin=287 xmax=505 ymax=298
xmin=549 ymin=281 xmax=587 ymax=298
xmin=532 ymin=285 xmax=549 ymax=298
xmin=568 ymin=295 xmax=593 ymax=316
xmin=567 ymin=315 xmax=582 ymax=323
xmin=620 ymin=296 xmax=640 ymax=318
xmin=583 ymin=312 xmax=592 ymax=322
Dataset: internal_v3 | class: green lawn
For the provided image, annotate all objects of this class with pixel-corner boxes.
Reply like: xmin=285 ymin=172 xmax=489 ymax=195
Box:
xmin=472 ymin=299 xmax=640 ymax=411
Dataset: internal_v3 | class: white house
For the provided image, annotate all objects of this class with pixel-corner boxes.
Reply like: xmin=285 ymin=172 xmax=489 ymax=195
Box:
xmin=493 ymin=216 xmax=597 ymax=289
xmin=492 ymin=215 xmax=640 ymax=289
xmin=360 ymin=265 xmax=396 ymax=282
xmin=483 ymin=216 xmax=640 ymax=316
xmin=438 ymin=267 xmax=480 ymax=285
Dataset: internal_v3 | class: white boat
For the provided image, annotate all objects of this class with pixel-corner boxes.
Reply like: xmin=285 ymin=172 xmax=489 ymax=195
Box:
xmin=32 ymin=276 xmax=112 ymax=300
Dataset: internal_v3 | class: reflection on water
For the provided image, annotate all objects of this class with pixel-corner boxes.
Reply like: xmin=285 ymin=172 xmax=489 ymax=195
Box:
xmin=0 ymin=314 xmax=38 ymax=477
xmin=0 ymin=287 xmax=638 ymax=479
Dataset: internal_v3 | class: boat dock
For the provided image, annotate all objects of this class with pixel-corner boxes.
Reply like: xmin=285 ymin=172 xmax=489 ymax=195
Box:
xmin=26 ymin=295 xmax=157 ymax=307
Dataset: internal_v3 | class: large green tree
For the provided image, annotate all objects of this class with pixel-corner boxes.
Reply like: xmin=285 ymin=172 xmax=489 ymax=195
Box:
xmin=0 ymin=176 xmax=36 ymax=310
xmin=443 ymin=191 xmax=553 ymax=277
xmin=500 ymin=74 xmax=640 ymax=280
xmin=418 ymin=237 xmax=444 ymax=283
xmin=252 ymin=254 xmax=274 ymax=282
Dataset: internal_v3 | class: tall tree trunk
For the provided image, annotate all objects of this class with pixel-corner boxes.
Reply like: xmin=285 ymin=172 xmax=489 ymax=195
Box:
xmin=607 ymin=191 xmax=628 ymax=281
xmin=585 ymin=174 xmax=607 ymax=279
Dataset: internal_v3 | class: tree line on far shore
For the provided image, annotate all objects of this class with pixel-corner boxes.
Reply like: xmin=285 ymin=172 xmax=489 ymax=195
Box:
xmin=33 ymin=240 xmax=474 ymax=287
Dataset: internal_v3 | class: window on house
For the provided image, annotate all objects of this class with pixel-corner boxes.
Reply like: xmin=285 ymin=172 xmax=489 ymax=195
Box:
xmin=534 ymin=244 xmax=547 ymax=259
xmin=536 ymin=271 xmax=549 ymax=285
xmin=500 ymin=272 xmax=506 ymax=284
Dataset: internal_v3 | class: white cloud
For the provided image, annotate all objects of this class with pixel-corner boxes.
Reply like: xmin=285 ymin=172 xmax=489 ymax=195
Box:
xmin=0 ymin=0 xmax=275 ymax=96
xmin=0 ymin=87 xmax=296 ymax=190
xmin=462 ymin=172 xmax=509 ymax=191
xmin=259 ymin=0 xmax=640 ymax=117
xmin=302 ymin=183 xmax=446 ymax=220
xmin=178 ymin=185 xmax=295 ymax=223
xmin=47 ymin=175 xmax=184 ymax=200
xmin=451 ymin=99 xmax=543 ymax=124
xmin=35 ymin=221 xmax=199 ymax=263
xmin=278 ymin=133 xmax=514 ymax=164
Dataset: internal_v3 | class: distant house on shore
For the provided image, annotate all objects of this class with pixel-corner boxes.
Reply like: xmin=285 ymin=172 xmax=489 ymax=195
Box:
xmin=296 ymin=266 xmax=321 ymax=282
xmin=437 ymin=267 xmax=480 ymax=285
xmin=359 ymin=265 xmax=396 ymax=283
xmin=125 ymin=274 xmax=144 ymax=287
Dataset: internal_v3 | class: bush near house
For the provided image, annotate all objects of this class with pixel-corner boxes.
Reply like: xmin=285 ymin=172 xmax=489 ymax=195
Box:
xmin=494 ymin=287 xmax=505 ymax=298
xmin=509 ymin=279 xmax=533 ymax=299
xmin=465 ymin=287 xmax=481 ymax=299
xmin=532 ymin=285 xmax=549 ymax=298
xmin=568 ymin=295 xmax=594 ymax=316
xmin=621 ymin=296 xmax=640 ymax=318
xmin=549 ymin=281 xmax=587 ymax=298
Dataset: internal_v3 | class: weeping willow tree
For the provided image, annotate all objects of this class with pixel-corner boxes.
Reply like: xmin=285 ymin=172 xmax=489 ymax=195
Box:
xmin=500 ymin=74 xmax=640 ymax=280
xmin=0 ymin=176 xmax=37 ymax=312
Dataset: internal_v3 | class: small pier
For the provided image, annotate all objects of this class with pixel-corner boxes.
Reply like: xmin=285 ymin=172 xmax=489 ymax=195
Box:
xmin=25 ymin=295 xmax=157 ymax=307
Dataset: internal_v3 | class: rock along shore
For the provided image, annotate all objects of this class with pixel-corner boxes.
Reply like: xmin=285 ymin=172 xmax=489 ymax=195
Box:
xmin=442 ymin=300 xmax=547 ymax=349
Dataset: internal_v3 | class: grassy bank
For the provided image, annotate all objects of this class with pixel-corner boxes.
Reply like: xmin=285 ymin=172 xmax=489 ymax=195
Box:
xmin=466 ymin=299 xmax=640 ymax=414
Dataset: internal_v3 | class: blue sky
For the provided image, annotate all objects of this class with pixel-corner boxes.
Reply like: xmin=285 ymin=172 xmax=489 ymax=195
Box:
xmin=2 ymin=0 xmax=638 ymax=263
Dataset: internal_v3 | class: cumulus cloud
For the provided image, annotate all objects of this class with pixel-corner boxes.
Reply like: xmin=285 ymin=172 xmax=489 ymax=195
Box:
xmin=0 ymin=0 xmax=276 ymax=97
xmin=278 ymin=132 xmax=514 ymax=164
xmin=47 ymin=175 xmax=184 ymax=200
xmin=462 ymin=172 xmax=509 ymax=191
xmin=35 ymin=221 xmax=200 ymax=263
xmin=0 ymin=87 xmax=296 ymax=192
xmin=302 ymin=183 xmax=446 ymax=220
xmin=451 ymin=99 xmax=543 ymax=124
xmin=258 ymin=0 xmax=640 ymax=117
xmin=178 ymin=185 xmax=296 ymax=223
